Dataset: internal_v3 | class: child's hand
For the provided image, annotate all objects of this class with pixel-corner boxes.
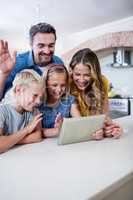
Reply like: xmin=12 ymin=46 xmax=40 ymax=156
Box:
xmin=103 ymin=121 xmax=123 ymax=139
xmin=54 ymin=113 xmax=63 ymax=129
xmin=25 ymin=113 xmax=43 ymax=134
xmin=91 ymin=128 xmax=104 ymax=140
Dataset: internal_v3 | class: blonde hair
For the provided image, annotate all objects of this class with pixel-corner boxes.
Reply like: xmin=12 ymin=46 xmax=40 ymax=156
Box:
xmin=69 ymin=48 xmax=106 ymax=114
xmin=2 ymin=69 xmax=45 ymax=106
xmin=12 ymin=69 xmax=44 ymax=90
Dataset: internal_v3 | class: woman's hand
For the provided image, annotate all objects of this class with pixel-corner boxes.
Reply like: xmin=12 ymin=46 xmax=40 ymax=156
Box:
xmin=103 ymin=117 xmax=123 ymax=139
xmin=91 ymin=128 xmax=104 ymax=140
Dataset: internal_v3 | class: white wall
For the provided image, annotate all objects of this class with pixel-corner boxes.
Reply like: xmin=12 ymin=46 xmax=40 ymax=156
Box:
xmin=57 ymin=16 xmax=133 ymax=54
xmin=101 ymin=65 xmax=133 ymax=97
xmin=100 ymin=54 xmax=113 ymax=67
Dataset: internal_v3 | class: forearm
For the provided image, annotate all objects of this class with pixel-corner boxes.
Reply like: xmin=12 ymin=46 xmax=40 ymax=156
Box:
xmin=103 ymin=96 xmax=109 ymax=114
xmin=70 ymin=103 xmax=81 ymax=117
xmin=0 ymin=73 xmax=8 ymax=100
xmin=0 ymin=129 xmax=29 ymax=153
xmin=18 ymin=130 xmax=43 ymax=144
xmin=43 ymin=127 xmax=59 ymax=138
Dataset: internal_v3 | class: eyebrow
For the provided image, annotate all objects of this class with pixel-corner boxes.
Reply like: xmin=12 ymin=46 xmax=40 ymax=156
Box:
xmin=38 ymin=42 xmax=55 ymax=46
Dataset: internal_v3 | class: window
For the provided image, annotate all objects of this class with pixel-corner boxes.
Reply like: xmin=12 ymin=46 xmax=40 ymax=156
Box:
xmin=124 ymin=50 xmax=131 ymax=65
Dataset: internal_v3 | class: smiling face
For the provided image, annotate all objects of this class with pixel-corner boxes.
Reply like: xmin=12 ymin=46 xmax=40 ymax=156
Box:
xmin=47 ymin=72 xmax=67 ymax=103
xmin=72 ymin=63 xmax=92 ymax=91
xmin=17 ymin=82 xmax=44 ymax=112
xmin=31 ymin=32 xmax=56 ymax=67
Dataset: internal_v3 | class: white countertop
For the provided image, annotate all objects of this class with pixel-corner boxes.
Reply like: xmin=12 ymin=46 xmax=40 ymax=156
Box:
xmin=0 ymin=116 xmax=133 ymax=200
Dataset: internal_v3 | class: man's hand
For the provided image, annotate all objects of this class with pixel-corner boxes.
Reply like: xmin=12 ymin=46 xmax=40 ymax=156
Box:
xmin=0 ymin=40 xmax=16 ymax=76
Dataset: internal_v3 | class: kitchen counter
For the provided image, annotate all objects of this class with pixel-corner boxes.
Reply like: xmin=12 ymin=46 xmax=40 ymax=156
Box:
xmin=0 ymin=116 xmax=133 ymax=200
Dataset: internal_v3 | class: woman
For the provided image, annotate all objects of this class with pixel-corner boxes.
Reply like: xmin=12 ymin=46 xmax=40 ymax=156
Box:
xmin=69 ymin=48 xmax=122 ymax=138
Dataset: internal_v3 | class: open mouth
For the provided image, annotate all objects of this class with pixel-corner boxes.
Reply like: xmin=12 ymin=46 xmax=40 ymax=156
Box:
xmin=77 ymin=82 xmax=87 ymax=87
xmin=39 ymin=54 xmax=51 ymax=60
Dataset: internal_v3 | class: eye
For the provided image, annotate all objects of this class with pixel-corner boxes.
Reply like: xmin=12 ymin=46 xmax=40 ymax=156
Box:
xmin=51 ymin=84 xmax=58 ymax=87
xmin=48 ymin=43 xmax=55 ymax=48
xmin=61 ymin=84 xmax=66 ymax=88
xmin=33 ymin=94 xmax=38 ymax=98
xmin=85 ymin=74 xmax=91 ymax=77
xmin=37 ymin=44 xmax=44 ymax=48
xmin=74 ymin=73 xmax=80 ymax=76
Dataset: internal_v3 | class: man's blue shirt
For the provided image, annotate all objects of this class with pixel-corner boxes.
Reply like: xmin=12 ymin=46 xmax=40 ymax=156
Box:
xmin=4 ymin=51 xmax=64 ymax=95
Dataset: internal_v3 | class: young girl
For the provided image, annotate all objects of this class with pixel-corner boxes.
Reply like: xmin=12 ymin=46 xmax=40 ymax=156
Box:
xmin=0 ymin=69 xmax=44 ymax=153
xmin=69 ymin=48 xmax=122 ymax=139
xmin=40 ymin=64 xmax=81 ymax=137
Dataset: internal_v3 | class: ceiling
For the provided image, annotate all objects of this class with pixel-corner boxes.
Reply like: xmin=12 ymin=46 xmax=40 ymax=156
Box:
xmin=0 ymin=0 xmax=133 ymax=50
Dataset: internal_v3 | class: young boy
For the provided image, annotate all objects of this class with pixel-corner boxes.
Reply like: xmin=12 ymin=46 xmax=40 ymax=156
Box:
xmin=0 ymin=69 xmax=45 ymax=153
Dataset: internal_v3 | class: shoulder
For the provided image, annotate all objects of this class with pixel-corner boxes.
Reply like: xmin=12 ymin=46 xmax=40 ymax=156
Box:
xmin=53 ymin=55 xmax=64 ymax=65
xmin=0 ymin=104 xmax=6 ymax=111
xmin=12 ymin=51 xmax=30 ymax=71
xmin=61 ymin=95 xmax=75 ymax=105
xmin=101 ymin=75 xmax=110 ymax=94
xmin=102 ymin=75 xmax=109 ymax=89
xmin=0 ymin=104 xmax=7 ymax=128
xmin=0 ymin=104 xmax=10 ymax=118
xmin=16 ymin=51 xmax=30 ymax=62
xmin=0 ymin=103 xmax=9 ymax=111
xmin=10 ymin=51 xmax=33 ymax=75
xmin=15 ymin=50 xmax=34 ymax=68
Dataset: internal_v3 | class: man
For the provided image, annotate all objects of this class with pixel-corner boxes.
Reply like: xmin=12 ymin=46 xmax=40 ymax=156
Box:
xmin=0 ymin=22 xmax=63 ymax=99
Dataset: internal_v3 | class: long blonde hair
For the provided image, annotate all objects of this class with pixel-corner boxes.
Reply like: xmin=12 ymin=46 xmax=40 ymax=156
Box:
xmin=69 ymin=48 xmax=105 ymax=114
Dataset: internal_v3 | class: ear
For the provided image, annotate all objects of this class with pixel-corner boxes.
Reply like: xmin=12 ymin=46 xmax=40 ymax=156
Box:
xmin=14 ymin=85 xmax=23 ymax=95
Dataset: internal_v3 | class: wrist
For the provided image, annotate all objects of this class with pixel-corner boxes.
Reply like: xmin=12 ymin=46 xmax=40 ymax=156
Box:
xmin=0 ymin=69 xmax=9 ymax=78
xmin=20 ymin=127 xmax=30 ymax=136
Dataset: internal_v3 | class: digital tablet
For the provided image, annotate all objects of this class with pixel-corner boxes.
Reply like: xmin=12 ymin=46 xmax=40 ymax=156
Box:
xmin=58 ymin=115 xmax=105 ymax=145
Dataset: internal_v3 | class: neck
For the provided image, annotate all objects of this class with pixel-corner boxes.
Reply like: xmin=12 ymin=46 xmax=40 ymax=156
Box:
xmin=47 ymin=96 xmax=59 ymax=106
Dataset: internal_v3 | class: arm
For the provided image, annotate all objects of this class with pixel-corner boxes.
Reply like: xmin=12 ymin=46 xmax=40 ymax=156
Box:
xmin=18 ymin=130 xmax=43 ymax=144
xmin=43 ymin=127 xmax=59 ymax=138
xmin=43 ymin=113 xmax=63 ymax=138
xmin=92 ymin=101 xmax=122 ymax=140
xmin=0 ymin=40 xmax=16 ymax=99
xmin=70 ymin=103 xmax=81 ymax=117
xmin=18 ymin=121 xmax=43 ymax=144
xmin=103 ymin=93 xmax=109 ymax=114
xmin=0 ymin=73 xmax=9 ymax=100
xmin=71 ymin=102 xmax=105 ymax=140
xmin=0 ymin=113 xmax=43 ymax=153
xmin=103 ymin=116 xmax=123 ymax=139
xmin=0 ymin=127 xmax=33 ymax=153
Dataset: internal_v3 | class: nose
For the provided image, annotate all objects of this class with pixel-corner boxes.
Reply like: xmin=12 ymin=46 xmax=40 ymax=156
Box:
xmin=35 ymin=97 xmax=41 ymax=106
xmin=43 ymin=46 xmax=51 ymax=54
xmin=56 ymin=86 xmax=62 ymax=93
xmin=79 ymin=76 xmax=85 ymax=82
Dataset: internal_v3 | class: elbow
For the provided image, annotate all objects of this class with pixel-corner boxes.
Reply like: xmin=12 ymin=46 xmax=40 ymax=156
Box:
xmin=28 ymin=131 xmax=43 ymax=143
xmin=0 ymin=146 xmax=8 ymax=154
